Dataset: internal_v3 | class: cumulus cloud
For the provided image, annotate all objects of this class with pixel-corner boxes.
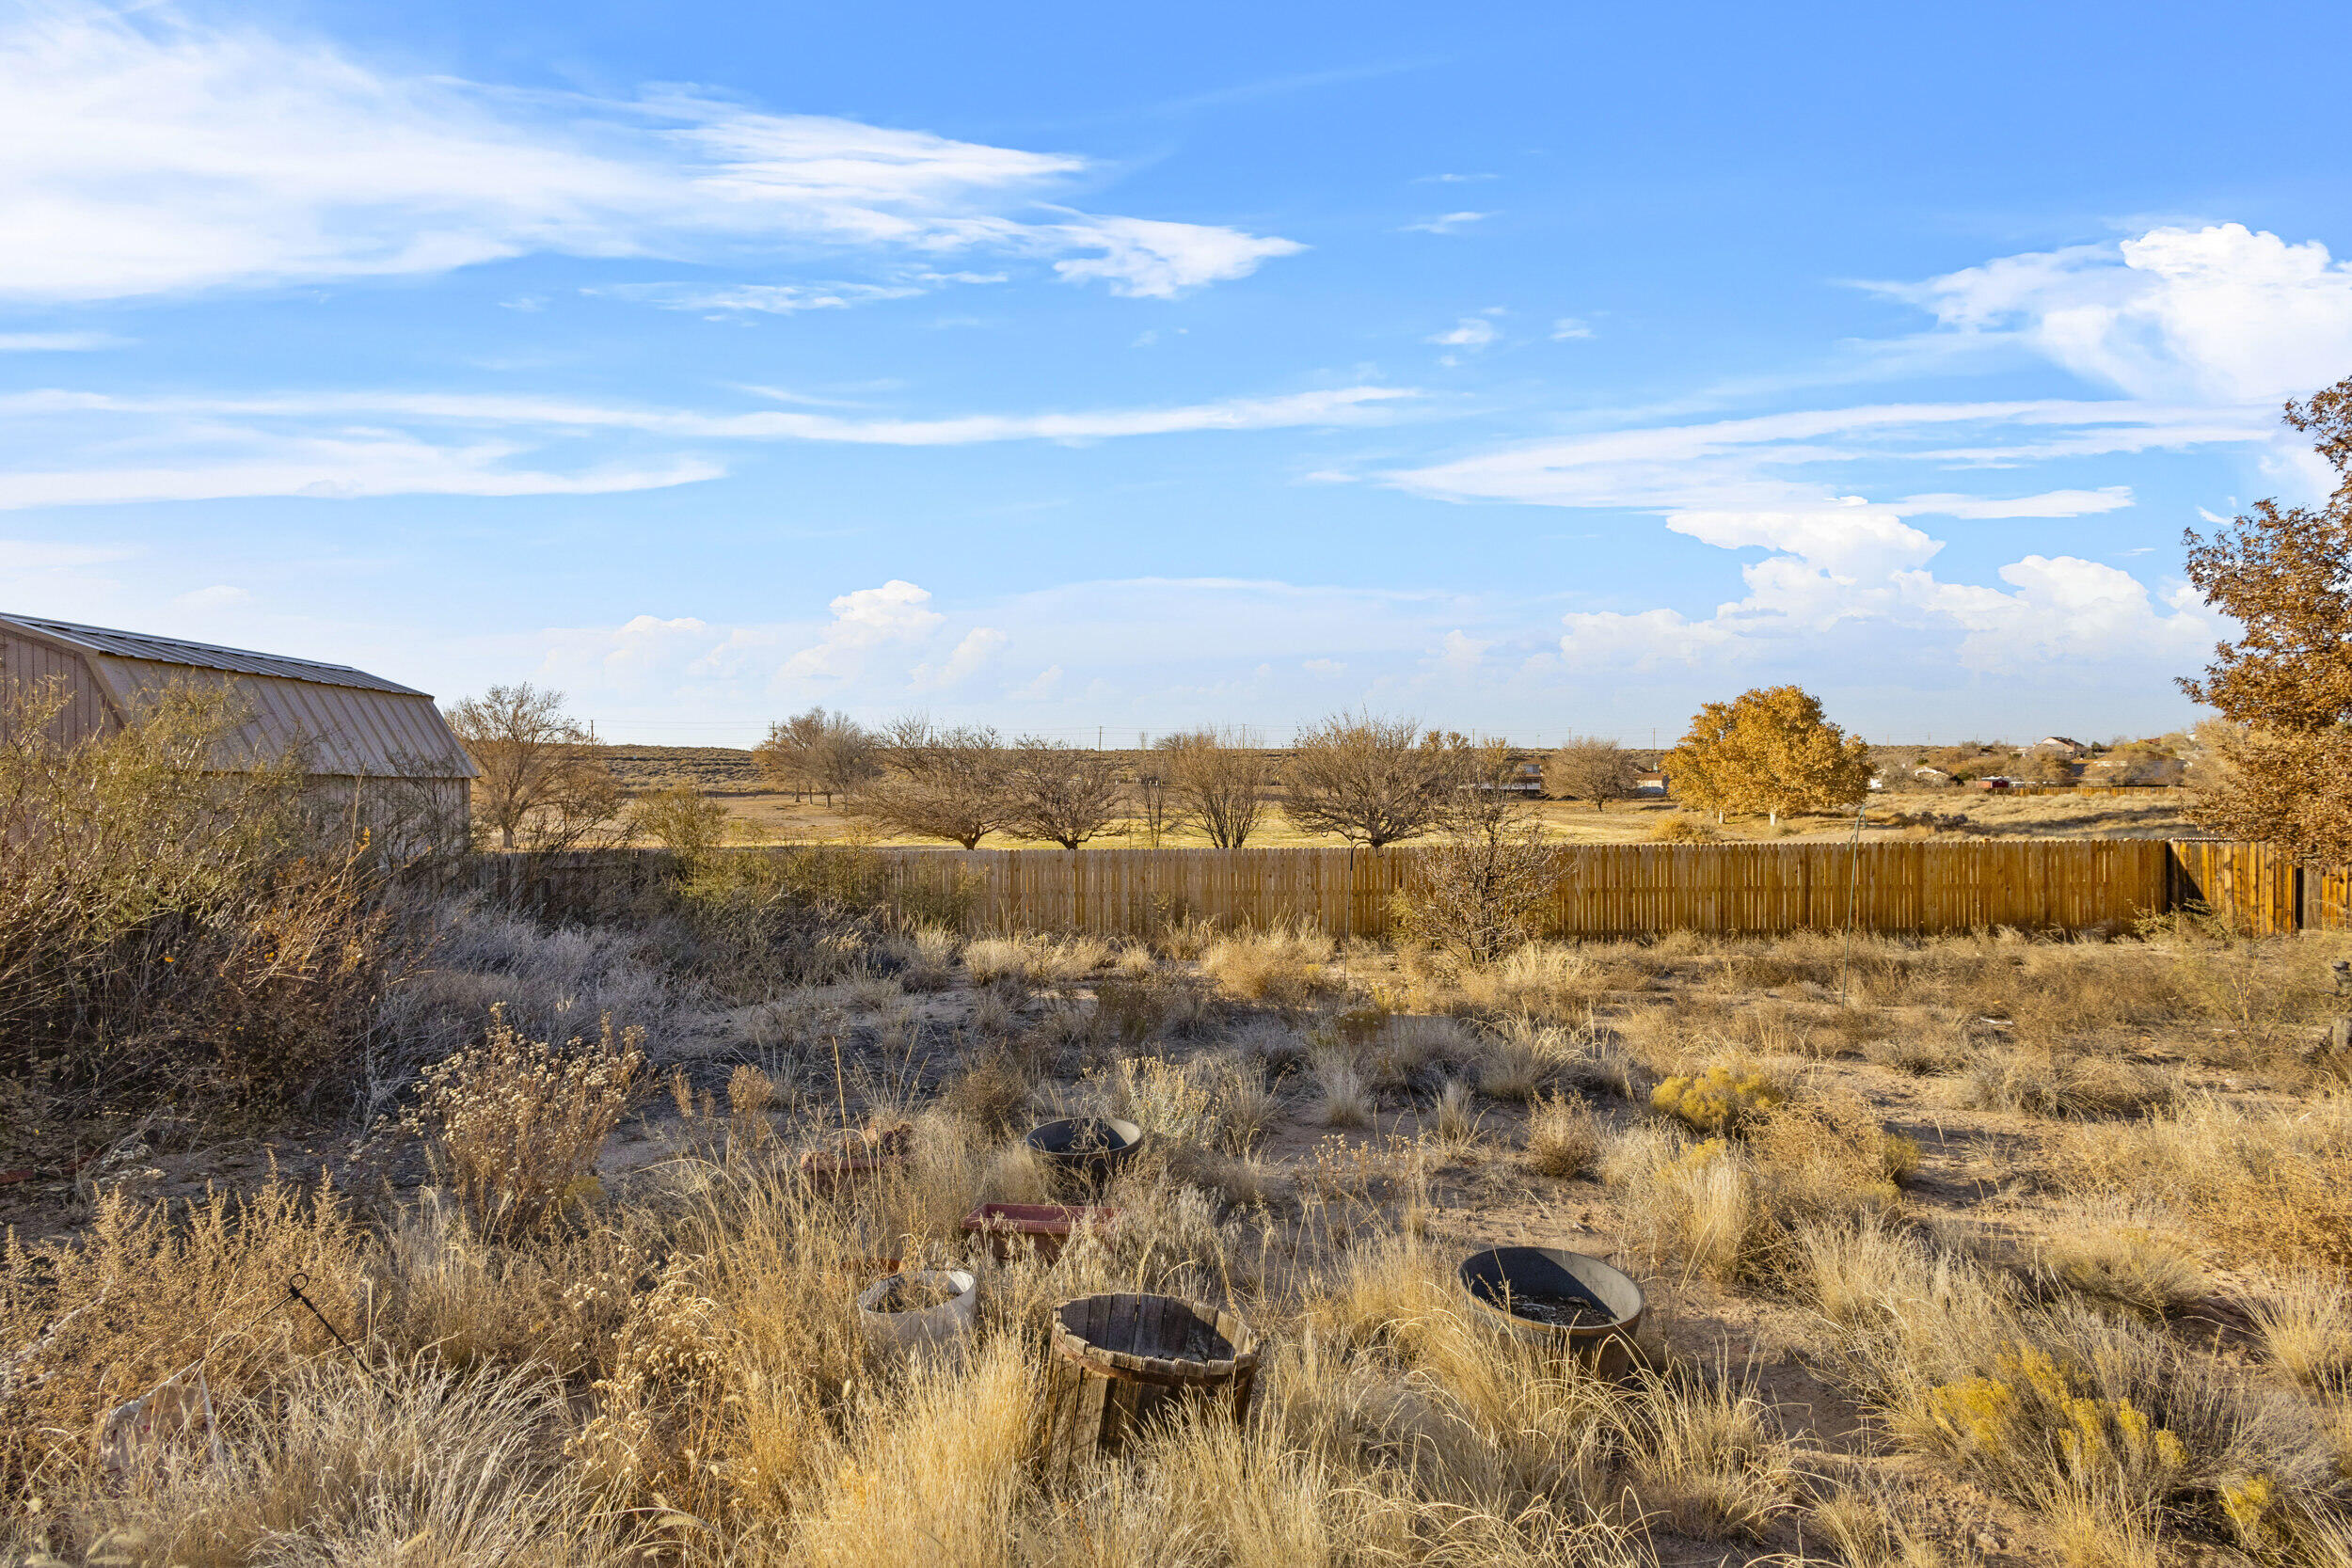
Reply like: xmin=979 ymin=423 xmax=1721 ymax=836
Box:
xmin=0 ymin=2 xmax=1302 ymax=303
xmin=912 ymin=626 xmax=1009 ymax=689
xmin=779 ymin=580 xmax=945 ymax=681
xmin=1874 ymin=223 xmax=2352 ymax=404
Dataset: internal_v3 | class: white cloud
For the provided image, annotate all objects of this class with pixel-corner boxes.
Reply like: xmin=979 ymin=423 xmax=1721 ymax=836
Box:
xmin=173 ymin=583 xmax=249 ymax=609
xmin=0 ymin=538 xmax=133 ymax=568
xmin=1012 ymin=664 xmax=1064 ymax=700
xmin=1429 ymin=318 xmax=1498 ymax=349
xmin=0 ymin=331 xmax=124 ymax=351
xmin=0 ymin=2 xmax=1302 ymax=303
xmin=597 ymin=281 xmax=930 ymax=314
xmin=912 ymin=626 xmax=1009 ymax=689
xmin=1047 ymin=216 xmax=1304 ymax=299
xmin=0 ymin=385 xmax=1416 ymax=507
xmin=779 ymin=580 xmax=946 ymax=681
xmin=1893 ymin=486 xmax=2133 ymax=518
xmin=1434 ymin=629 xmax=1491 ymax=674
xmin=1549 ymin=318 xmax=1593 ymax=341
xmin=1413 ymin=173 xmax=1497 ymax=184
xmin=1302 ymin=657 xmax=1345 ymax=674
xmin=1404 ymin=212 xmax=1491 ymax=234
xmin=1388 ymin=399 xmax=2265 ymax=513
xmin=0 ymin=430 xmax=721 ymax=509
xmin=1876 ymin=223 xmax=2352 ymax=404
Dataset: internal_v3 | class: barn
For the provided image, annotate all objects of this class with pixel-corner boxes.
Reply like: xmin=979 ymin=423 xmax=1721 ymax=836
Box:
xmin=0 ymin=612 xmax=476 ymax=842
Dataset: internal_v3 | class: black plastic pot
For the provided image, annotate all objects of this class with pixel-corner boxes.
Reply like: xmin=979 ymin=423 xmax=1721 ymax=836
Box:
xmin=1458 ymin=1246 xmax=1645 ymax=1375
xmin=1025 ymin=1117 xmax=1146 ymax=1188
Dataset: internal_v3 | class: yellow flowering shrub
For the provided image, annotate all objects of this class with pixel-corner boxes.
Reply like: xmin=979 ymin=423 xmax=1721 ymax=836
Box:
xmin=1651 ymin=1064 xmax=1788 ymax=1134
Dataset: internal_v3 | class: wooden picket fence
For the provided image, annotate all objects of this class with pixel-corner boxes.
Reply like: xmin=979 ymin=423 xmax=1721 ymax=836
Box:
xmin=457 ymin=837 xmax=2352 ymax=940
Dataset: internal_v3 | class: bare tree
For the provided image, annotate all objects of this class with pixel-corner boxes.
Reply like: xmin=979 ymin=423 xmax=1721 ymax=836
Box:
xmin=755 ymin=706 xmax=877 ymax=804
xmin=1001 ymin=739 xmax=1122 ymax=849
xmin=1131 ymin=764 xmax=1175 ymax=847
xmin=1284 ymin=711 xmax=1456 ymax=848
xmin=447 ymin=684 xmax=628 ymax=851
xmin=850 ymin=717 xmax=1010 ymax=848
xmin=1547 ymin=735 xmax=1639 ymax=811
xmin=1398 ymin=741 xmax=1561 ymax=964
xmin=1160 ymin=727 xmax=1267 ymax=848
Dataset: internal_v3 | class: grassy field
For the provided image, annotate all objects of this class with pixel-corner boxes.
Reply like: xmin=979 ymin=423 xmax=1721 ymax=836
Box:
xmin=606 ymin=745 xmax=2197 ymax=848
xmin=7 ymin=883 xmax=2347 ymax=1567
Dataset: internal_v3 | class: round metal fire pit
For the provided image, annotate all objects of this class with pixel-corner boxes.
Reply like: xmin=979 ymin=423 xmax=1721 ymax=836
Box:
xmin=1025 ymin=1117 xmax=1146 ymax=1189
xmin=1458 ymin=1245 xmax=1644 ymax=1375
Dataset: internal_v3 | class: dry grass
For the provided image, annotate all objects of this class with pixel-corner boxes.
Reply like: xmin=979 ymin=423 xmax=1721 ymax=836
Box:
xmin=1310 ymin=1046 xmax=1374 ymax=1128
xmin=16 ymin=811 xmax=2352 ymax=1568
xmin=2045 ymin=1092 xmax=2352 ymax=1272
xmin=1201 ymin=923 xmax=1342 ymax=1008
xmin=1525 ymin=1091 xmax=1604 ymax=1178
xmin=2248 ymin=1272 xmax=2352 ymax=1396
xmin=405 ymin=1006 xmax=646 ymax=1242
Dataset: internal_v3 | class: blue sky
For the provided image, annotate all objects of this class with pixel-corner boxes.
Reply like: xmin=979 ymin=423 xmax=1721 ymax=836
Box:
xmin=6 ymin=0 xmax=2350 ymax=745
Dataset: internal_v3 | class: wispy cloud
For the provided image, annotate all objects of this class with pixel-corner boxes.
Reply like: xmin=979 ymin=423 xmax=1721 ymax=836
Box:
xmin=1412 ymin=172 xmax=1498 ymax=184
xmin=0 ymin=331 xmax=126 ymax=352
xmin=1402 ymin=211 xmax=1491 ymax=235
xmin=0 ymin=384 xmax=1421 ymax=507
xmin=0 ymin=2 xmax=1304 ymax=303
xmin=1427 ymin=318 xmax=1498 ymax=349
xmin=1549 ymin=317 xmax=1593 ymax=341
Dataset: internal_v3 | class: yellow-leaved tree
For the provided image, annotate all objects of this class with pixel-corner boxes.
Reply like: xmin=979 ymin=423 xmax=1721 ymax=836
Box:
xmin=1665 ymin=686 xmax=1873 ymax=825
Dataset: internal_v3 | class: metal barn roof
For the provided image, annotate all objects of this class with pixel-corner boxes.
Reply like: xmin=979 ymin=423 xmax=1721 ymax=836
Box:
xmin=0 ymin=613 xmax=425 ymax=696
xmin=0 ymin=611 xmax=475 ymax=780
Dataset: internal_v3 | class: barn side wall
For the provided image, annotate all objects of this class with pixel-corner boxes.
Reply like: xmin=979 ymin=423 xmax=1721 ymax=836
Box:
xmin=0 ymin=630 xmax=116 ymax=743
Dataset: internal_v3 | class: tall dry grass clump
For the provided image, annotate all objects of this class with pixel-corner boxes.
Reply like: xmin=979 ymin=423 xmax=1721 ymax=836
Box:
xmin=2046 ymin=1091 xmax=2352 ymax=1273
xmin=0 ymin=1180 xmax=362 ymax=1495
xmin=405 ymin=1006 xmax=645 ymax=1242
xmin=1201 ymin=923 xmax=1339 ymax=1008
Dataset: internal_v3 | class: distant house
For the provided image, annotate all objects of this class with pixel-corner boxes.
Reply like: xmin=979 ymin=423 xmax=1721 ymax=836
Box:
xmin=1913 ymin=767 xmax=1954 ymax=785
xmin=0 ymin=612 xmax=476 ymax=845
xmin=2032 ymin=736 xmax=2086 ymax=758
xmin=1633 ymin=769 xmax=1667 ymax=796
xmin=1973 ymin=776 xmax=2019 ymax=791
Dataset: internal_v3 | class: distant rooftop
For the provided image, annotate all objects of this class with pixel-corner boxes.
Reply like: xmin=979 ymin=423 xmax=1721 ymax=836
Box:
xmin=0 ymin=612 xmax=425 ymax=698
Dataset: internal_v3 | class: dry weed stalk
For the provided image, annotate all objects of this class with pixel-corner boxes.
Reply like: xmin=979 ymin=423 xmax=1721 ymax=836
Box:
xmin=406 ymin=1006 xmax=645 ymax=1242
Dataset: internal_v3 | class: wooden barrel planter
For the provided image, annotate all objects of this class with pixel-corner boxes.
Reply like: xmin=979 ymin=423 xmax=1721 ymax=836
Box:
xmin=1025 ymin=1117 xmax=1146 ymax=1193
xmin=961 ymin=1201 xmax=1121 ymax=1261
xmin=1038 ymin=1293 xmax=1256 ymax=1487
xmin=1458 ymin=1246 xmax=1645 ymax=1377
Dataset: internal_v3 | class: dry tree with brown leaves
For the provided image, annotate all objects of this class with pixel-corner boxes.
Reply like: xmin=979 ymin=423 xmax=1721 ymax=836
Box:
xmin=2180 ymin=373 xmax=2352 ymax=861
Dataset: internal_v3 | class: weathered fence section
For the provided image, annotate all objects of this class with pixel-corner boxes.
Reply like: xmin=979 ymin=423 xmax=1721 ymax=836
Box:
xmin=473 ymin=839 xmax=2191 ymax=939
xmin=864 ymin=840 xmax=2171 ymax=939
